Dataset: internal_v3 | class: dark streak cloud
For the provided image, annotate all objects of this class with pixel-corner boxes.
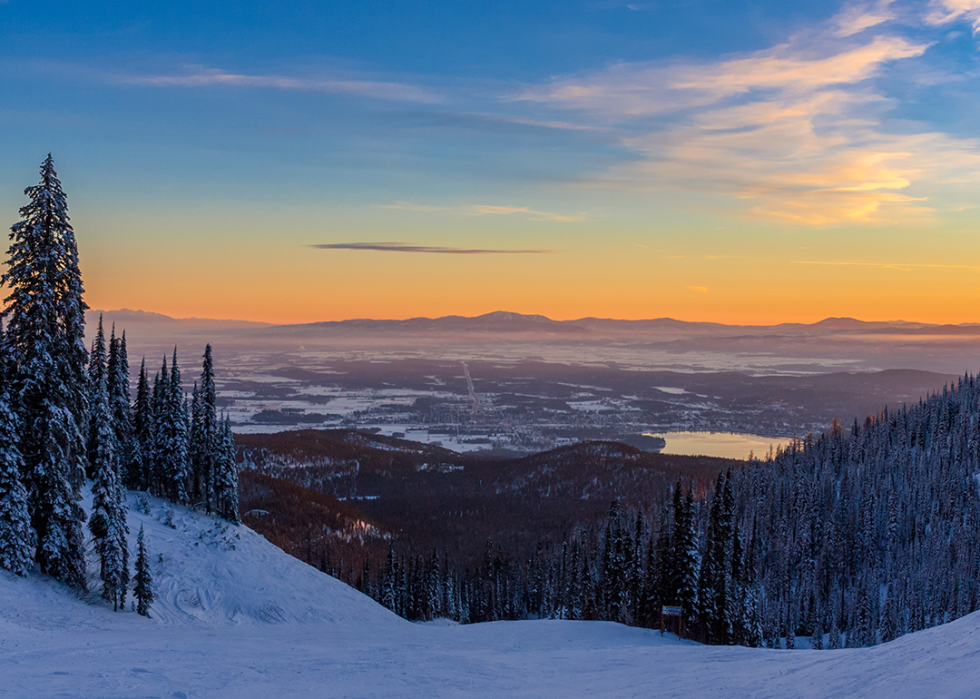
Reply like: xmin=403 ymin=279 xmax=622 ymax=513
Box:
xmin=310 ymin=242 xmax=554 ymax=255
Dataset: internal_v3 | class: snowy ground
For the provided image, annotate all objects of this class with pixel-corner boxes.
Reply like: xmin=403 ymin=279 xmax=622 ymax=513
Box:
xmin=3 ymin=495 xmax=980 ymax=698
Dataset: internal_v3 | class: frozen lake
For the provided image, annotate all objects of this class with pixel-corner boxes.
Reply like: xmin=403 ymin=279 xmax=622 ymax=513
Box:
xmin=644 ymin=431 xmax=793 ymax=460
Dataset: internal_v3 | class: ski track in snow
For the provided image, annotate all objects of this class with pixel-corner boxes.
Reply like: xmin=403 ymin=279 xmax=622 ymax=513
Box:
xmin=2 ymin=493 xmax=980 ymax=698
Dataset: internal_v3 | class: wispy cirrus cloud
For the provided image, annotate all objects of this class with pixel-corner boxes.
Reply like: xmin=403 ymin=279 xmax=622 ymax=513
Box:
xmin=926 ymin=0 xmax=980 ymax=34
xmin=117 ymin=66 xmax=442 ymax=103
xmin=835 ymin=0 xmax=898 ymax=37
xmin=310 ymin=242 xmax=554 ymax=254
xmin=378 ymin=201 xmax=586 ymax=222
xmin=512 ymin=3 xmax=980 ymax=226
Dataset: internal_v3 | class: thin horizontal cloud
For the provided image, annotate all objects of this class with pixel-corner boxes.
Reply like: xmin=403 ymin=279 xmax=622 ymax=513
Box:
xmin=310 ymin=242 xmax=554 ymax=254
xmin=378 ymin=201 xmax=586 ymax=222
xmin=791 ymin=260 xmax=980 ymax=270
xmin=117 ymin=66 xmax=441 ymax=103
xmin=512 ymin=2 xmax=980 ymax=226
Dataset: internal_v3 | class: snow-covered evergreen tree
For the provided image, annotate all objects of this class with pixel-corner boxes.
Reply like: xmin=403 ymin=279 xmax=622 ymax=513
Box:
xmin=674 ymin=486 xmax=700 ymax=631
xmin=107 ymin=328 xmax=134 ymax=488
xmin=192 ymin=344 xmax=219 ymax=513
xmin=88 ymin=371 xmax=129 ymax=610
xmin=1 ymin=155 xmax=88 ymax=588
xmin=213 ymin=416 xmax=239 ymax=523
xmin=85 ymin=315 xmax=108 ymax=478
xmin=190 ymin=382 xmax=202 ymax=505
xmin=133 ymin=524 xmax=154 ymax=617
xmin=150 ymin=359 xmax=168 ymax=497
xmin=156 ymin=350 xmax=188 ymax=504
xmin=0 ymin=327 xmax=34 ymax=576
xmin=131 ymin=358 xmax=153 ymax=492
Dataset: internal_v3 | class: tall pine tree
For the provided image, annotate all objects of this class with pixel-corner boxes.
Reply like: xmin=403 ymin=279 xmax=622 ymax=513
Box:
xmin=0 ymin=325 xmax=34 ymax=576
xmin=107 ymin=328 xmax=134 ymax=488
xmin=193 ymin=344 xmax=219 ymax=513
xmin=133 ymin=524 xmax=154 ymax=617
xmin=88 ymin=370 xmax=128 ymax=609
xmin=1 ymin=155 xmax=88 ymax=588
xmin=85 ymin=314 xmax=107 ymax=478
xmin=213 ymin=416 xmax=239 ymax=523
xmin=131 ymin=358 xmax=153 ymax=492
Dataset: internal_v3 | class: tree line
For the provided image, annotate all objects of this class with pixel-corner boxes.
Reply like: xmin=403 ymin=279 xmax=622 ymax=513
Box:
xmin=329 ymin=374 xmax=980 ymax=648
xmin=0 ymin=156 xmax=238 ymax=616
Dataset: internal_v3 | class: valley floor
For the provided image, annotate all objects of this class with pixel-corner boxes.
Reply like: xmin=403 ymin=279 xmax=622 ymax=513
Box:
xmin=2 ymin=495 xmax=979 ymax=699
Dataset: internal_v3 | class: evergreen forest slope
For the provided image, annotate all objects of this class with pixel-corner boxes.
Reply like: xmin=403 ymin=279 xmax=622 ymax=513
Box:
xmin=4 ymin=484 xmax=980 ymax=698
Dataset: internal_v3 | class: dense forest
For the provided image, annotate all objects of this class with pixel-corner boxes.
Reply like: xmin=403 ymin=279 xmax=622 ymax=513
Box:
xmin=0 ymin=156 xmax=238 ymax=614
xmin=237 ymin=431 xmax=729 ymax=564
xmin=241 ymin=378 xmax=980 ymax=649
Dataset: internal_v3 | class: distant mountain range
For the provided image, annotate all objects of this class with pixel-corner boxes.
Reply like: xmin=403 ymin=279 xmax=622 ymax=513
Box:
xmin=88 ymin=309 xmax=980 ymax=339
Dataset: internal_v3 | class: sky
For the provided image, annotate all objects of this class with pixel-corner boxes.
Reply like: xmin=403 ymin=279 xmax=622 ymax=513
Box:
xmin=1 ymin=0 xmax=979 ymax=325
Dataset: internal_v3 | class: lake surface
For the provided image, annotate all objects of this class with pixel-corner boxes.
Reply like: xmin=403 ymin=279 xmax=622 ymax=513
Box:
xmin=642 ymin=431 xmax=793 ymax=461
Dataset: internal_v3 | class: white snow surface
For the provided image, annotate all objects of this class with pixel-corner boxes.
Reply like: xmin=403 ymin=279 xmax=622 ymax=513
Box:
xmin=3 ymin=493 xmax=980 ymax=698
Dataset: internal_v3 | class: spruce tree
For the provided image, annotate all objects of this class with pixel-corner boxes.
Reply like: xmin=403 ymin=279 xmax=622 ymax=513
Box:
xmin=133 ymin=524 xmax=154 ymax=617
xmin=0 ymin=327 xmax=34 ymax=576
xmin=190 ymin=382 xmax=202 ymax=505
xmin=86 ymin=314 xmax=108 ymax=478
xmin=131 ymin=358 xmax=153 ymax=491
xmin=156 ymin=351 xmax=188 ymax=504
xmin=213 ymin=416 xmax=239 ymax=523
xmin=193 ymin=344 xmax=219 ymax=513
xmin=150 ymin=360 xmax=167 ymax=497
xmin=89 ymin=371 xmax=128 ymax=610
xmin=674 ymin=485 xmax=700 ymax=630
xmin=1 ymin=155 xmax=88 ymax=588
xmin=107 ymin=328 xmax=134 ymax=488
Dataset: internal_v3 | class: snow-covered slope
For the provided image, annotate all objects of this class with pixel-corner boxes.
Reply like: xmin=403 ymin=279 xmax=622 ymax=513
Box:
xmin=1 ymin=490 xmax=401 ymax=633
xmin=4 ymin=493 xmax=980 ymax=698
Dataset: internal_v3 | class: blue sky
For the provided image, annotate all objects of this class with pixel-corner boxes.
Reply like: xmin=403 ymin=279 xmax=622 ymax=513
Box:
xmin=1 ymin=0 xmax=979 ymax=323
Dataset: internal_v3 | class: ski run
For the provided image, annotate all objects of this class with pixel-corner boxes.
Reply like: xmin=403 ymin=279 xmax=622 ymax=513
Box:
xmin=3 ymin=489 xmax=980 ymax=699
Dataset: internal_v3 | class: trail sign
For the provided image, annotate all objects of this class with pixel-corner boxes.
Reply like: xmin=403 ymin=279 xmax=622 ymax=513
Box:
xmin=660 ymin=606 xmax=684 ymax=638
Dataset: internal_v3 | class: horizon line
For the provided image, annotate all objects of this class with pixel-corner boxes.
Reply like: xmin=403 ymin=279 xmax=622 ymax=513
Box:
xmin=86 ymin=308 xmax=980 ymax=329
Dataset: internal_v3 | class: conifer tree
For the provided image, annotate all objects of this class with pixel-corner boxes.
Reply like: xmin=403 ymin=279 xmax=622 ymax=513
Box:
xmin=107 ymin=328 xmax=134 ymax=487
xmin=131 ymin=358 xmax=153 ymax=491
xmin=86 ymin=315 xmax=108 ymax=478
xmin=193 ymin=344 xmax=219 ymax=512
xmin=88 ymin=371 xmax=128 ymax=610
xmin=150 ymin=360 xmax=168 ymax=496
xmin=601 ymin=500 xmax=626 ymax=621
xmin=157 ymin=350 xmax=188 ymax=504
xmin=133 ymin=524 xmax=154 ymax=617
xmin=213 ymin=416 xmax=239 ymax=523
xmin=0 ymin=327 xmax=34 ymax=576
xmin=190 ymin=382 xmax=202 ymax=504
xmin=1 ymin=155 xmax=88 ymax=588
xmin=674 ymin=485 xmax=700 ymax=629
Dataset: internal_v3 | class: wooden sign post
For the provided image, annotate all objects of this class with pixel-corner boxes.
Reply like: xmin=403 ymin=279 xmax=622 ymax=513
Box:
xmin=661 ymin=605 xmax=683 ymax=638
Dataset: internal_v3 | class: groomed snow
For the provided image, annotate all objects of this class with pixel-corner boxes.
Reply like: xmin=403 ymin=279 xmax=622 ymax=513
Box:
xmin=3 ymin=493 xmax=980 ymax=698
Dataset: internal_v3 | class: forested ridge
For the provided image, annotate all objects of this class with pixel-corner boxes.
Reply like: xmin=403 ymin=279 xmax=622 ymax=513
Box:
xmin=243 ymin=378 xmax=980 ymax=649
